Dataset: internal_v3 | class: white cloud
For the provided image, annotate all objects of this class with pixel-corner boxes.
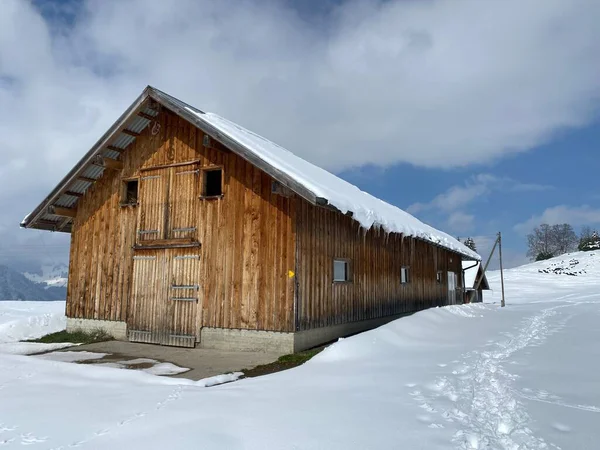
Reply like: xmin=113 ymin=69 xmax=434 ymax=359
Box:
xmin=407 ymin=174 xmax=551 ymax=215
xmin=0 ymin=0 xmax=599 ymax=267
xmin=514 ymin=205 xmax=600 ymax=234
xmin=447 ymin=212 xmax=475 ymax=232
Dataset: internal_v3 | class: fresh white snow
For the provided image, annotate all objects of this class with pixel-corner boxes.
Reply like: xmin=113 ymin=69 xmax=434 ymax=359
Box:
xmin=0 ymin=252 xmax=599 ymax=448
xmin=0 ymin=301 xmax=66 ymax=343
xmin=187 ymin=108 xmax=480 ymax=261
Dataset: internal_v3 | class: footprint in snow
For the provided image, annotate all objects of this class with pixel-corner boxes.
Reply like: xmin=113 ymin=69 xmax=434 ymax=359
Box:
xmin=437 ymin=363 xmax=447 ymax=367
xmin=20 ymin=433 xmax=47 ymax=445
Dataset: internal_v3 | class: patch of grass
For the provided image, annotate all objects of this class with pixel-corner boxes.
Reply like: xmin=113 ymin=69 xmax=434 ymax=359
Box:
xmin=27 ymin=329 xmax=113 ymax=345
xmin=242 ymin=347 xmax=324 ymax=378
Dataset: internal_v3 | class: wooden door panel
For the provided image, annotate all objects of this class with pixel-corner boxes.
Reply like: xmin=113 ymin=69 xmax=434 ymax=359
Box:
xmin=138 ymin=170 xmax=168 ymax=242
xmin=164 ymin=250 xmax=200 ymax=347
xmin=129 ymin=253 xmax=165 ymax=344
xmin=168 ymin=165 xmax=199 ymax=240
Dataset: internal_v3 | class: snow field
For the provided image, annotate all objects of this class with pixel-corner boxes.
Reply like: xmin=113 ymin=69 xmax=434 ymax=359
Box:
xmin=0 ymin=251 xmax=598 ymax=448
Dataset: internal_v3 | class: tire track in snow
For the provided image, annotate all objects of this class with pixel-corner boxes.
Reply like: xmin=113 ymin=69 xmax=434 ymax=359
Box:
xmin=414 ymin=304 xmax=576 ymax=450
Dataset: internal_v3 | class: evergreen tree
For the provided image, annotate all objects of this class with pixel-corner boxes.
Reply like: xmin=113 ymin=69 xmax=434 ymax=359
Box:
xmin=582 ymin=230 xmax=600 ymax=251
xmin=535 ymin=251 xmax=554 ymax=261
xmin=463 ymin=237 xmax=477 ymax=252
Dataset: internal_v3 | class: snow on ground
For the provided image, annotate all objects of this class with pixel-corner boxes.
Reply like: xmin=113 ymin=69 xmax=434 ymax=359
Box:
xmin=92 ymin=358 xmax=192 ymax=376
xmin=0 ymin=301 xmax=66 ymax=343
xmin=0 ymin=253 xmax=599 ymax=449
xmin=34 ymin=351 xmax=108 ymax=363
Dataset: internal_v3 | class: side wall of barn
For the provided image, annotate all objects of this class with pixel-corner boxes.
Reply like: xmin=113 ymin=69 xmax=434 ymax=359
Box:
xmin=293 ymin=201 xmax=463 ymax=350
xmin=66 ymin=109 xmax=296 ymax=341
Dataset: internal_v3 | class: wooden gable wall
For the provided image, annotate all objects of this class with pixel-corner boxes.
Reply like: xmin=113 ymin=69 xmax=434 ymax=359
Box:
xmin=66 ymin=108 xmax=297 ymax=334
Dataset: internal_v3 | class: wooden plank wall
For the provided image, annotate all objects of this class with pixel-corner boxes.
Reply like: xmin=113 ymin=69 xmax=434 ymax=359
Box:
xmin=295 ymin=202 xmax=464 ymax=331
xmin=67 ymin=108 xmax=296 ymax=333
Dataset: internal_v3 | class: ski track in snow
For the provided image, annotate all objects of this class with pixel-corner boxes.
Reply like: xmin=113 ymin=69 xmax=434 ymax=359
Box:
xmin=411 ymin=303 xmax=579 ymax=450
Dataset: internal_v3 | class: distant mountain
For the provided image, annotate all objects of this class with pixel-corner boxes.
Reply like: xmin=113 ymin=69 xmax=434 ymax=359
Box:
xmin=23 ymin=263 xmax=69 ymax=288
xmin=0 ymin=265 xmax=66 ymax=301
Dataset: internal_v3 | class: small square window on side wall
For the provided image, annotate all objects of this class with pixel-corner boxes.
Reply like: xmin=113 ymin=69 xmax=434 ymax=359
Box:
xmin=121 ymin=179 xmax=139 ymax=206
xmin=401 ymin=266 xmax=410 ymax=284
xmin=333 ymin=259 xmax=351 ymax=282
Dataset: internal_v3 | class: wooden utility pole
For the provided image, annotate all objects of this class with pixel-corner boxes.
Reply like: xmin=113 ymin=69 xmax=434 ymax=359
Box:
xmin=473 ymin=231 xmax=506 ymax=307
xmin=498 ymin=232 xmax=506 ymax=308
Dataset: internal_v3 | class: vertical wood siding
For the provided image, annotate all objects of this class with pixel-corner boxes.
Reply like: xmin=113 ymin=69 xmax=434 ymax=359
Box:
xmin=295 ymin=202 xmax=464 ymax=331
xmin=66 ymin=106 xmax=465 ymax=339
xmin=67 ymin=109 xmax=296 ymax=333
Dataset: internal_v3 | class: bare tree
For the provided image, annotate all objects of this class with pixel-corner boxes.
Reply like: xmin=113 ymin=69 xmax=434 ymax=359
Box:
xmin=551 ymin=224 xmax=578 ymax=255
xmin=527 ymin=224 xmax=554 ymax=260
xmin=527 ymin=223 xmax=578 ymax=260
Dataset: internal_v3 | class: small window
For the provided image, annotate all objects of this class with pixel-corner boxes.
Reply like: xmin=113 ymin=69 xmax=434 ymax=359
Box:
xmin=333 ymin=259 xmax=351 ymax=282
xmin=122 ymin=179 xmax=138 ymax=205
xmin=401 ymin=266 xmax=410 ymax=284
xmin=436 ymin=271 xmax=443 ymax=284
xmin=202 ymin=168 xmax=222 ymax=197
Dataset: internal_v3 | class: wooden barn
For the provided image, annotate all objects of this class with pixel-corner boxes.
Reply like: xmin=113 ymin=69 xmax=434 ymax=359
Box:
xmin=22 ymin=86 xmax=480 ymax=353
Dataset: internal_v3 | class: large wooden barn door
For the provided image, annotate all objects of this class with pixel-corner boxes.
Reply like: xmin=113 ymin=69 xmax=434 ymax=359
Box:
xmin=128 ymin=250 xmax=200 ymax=348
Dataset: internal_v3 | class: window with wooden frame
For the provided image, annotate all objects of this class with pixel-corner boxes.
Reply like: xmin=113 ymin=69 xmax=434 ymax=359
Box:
xmin=201 ymin=167 xmax=223 ymax=198
xmin=333 ymin=259 xmax=352 ymax=283
xmin=436 ymin=270 xmax=443 ymax=284
xmin=401 ymin=266 xmax=410 ymax=284
xmin=121 ymin=178 xmax=139 ymax=206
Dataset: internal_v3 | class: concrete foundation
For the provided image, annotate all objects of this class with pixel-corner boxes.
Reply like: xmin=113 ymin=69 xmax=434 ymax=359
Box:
xmin=66 ymin=318 xmax=128 ymax=341
xmin=292 ymin=313 xmax=408 ymax=352
xmin=200 ymin=328 xmax=295 ymax=354
xmin=66 ymin=313 xmax=409 ymax=353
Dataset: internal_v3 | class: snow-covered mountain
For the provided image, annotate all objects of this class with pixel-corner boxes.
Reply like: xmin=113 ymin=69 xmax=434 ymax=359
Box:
xmin=23 ymin=263 xmax=69 ymax=288
xmin=0 ymin=265 xmax=66 ymax=301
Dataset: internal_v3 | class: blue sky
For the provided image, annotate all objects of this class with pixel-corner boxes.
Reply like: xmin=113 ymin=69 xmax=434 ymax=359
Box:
xmin=1 ymin=0 xmax=600 ymax=271
xmin=341 ymin=122 xmax=600 ymax=267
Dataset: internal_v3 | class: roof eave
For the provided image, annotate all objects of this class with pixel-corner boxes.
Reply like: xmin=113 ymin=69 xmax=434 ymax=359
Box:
xmin=21 ymin=86 xmax=154 ymax=230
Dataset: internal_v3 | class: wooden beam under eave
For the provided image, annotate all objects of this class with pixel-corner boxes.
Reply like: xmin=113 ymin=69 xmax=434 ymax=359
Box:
xmin=106 ymin=145 xmax=124 ymax=153
xmin=52 ymin=206 xmax=77 ymax=218
xmin=65 ymin=190 xmax=84 ymax=198
xmin=121 ymin=129 xmax=139 ymax=137
xmin=138 ymin=111 xmax=156 ymax=121
xmin=79 ymin=176 xmax=97 ymax=183
xmin=104 ymin=158 xmax=124 ymax=171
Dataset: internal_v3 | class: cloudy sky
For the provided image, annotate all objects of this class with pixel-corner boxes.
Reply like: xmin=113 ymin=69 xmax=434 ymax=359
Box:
xmin=1 ymin=0 xmax=599 ymax=272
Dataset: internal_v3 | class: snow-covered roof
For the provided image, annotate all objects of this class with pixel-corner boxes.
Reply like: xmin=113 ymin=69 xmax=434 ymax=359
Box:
xmin=187 ymin=110 xmax=479 ymax=260
xmin=21 ymin=86 xmax=480 ymax=261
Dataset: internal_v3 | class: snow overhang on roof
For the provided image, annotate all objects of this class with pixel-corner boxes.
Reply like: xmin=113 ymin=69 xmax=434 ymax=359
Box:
xmin=21 ymin=86 xmax=481 ymax=261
